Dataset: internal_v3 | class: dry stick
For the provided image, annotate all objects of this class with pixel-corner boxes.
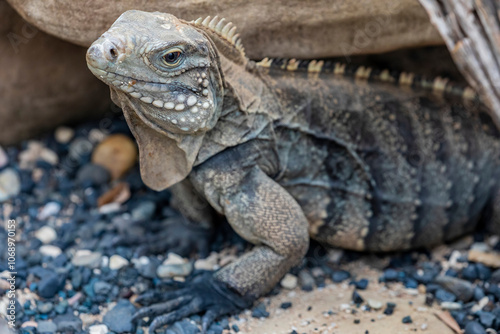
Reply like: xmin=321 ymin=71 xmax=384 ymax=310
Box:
xmin=419 ymin=0 xmax=500 ymax=129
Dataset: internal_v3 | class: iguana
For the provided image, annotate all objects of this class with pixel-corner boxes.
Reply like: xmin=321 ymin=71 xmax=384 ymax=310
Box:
xmin=86 ymin=10 xmax=500 ymax=332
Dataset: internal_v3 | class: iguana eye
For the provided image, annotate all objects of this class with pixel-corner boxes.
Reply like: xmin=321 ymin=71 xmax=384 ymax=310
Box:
xmin=162 ymin=49 xmax=183 ymax=67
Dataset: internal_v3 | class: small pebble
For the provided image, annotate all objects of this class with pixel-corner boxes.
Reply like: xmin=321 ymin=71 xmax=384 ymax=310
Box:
xmin=163 ymin=252 xmax=188 ymax=265
xmin=434 ymin=275 xmax=473 ymax=302
xmin=352 ymin=290 xmax=364 ymax=304
xmin=88 ymin=324 xmax=109 ymax=334
xmin=194 ymin=253 xmax=218 ymax=271
xmin=280 ymin=302 xmax=292 ymax=310
xmin=91 ymin=134 xmax=137 ymax=180
xmin=103 ymin=299 xmax=137 ymax=333
xmin=280 ymin=273 xmax=298 ymax=289
xmin=440 ymin=301 xmax=462 ymax=310
xmin=476 ymin=311 xmax=496 ymax=328
xmin=351 ymin=278 xmax=369 ymax=290
xmin=367 ymin=299 xmax=383 ymax=310
xmin=39 ymin=245 xmax=62 ymax=258
xmin=0 ymin=146 xmax=8 ymax=168
xmin=0 ymin=168 xmax=21 ymax=202
xmin=383 ymin=302 xmax=396 ymax=315
xmin=468 ymin=249 xmax=500 ymax=268
xmin=109 ymin=255 xmax=129 ymax=270
xmin=251 ymin=303 xmax=269 ymax=318
xmin=157 ymin=262 xmax=193 ymax=278
xmin=402 ymin=316 xmax=412 ymax=324
xmin=34 ymin=226 xmax=58 ymax=244
xmin=464 ymin=321 xmax=486 ymax=334
xmin=298 ymin=270 xmax=315 ymax=291
xmin=53 ymin=313 xmax=82 ymax=332
xmin=76 ymin=163 xmax=110 ymax=186
xmin=331 ymin=270 xmax=351 ymax=283
xmin=54 ymin=126 xmax=74 ymax=144
xmin=37 ymin=320 xmax=57 ymax=333
xmin=71 ymin=250 xmax=102 ymax=268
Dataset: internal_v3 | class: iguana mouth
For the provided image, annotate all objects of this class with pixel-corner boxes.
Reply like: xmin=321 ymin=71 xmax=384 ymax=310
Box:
xmin=88 ymin=64 xmax=211 ymax=112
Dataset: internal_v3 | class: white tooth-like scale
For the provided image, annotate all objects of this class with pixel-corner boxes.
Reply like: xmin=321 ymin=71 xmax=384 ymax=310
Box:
xmin=140 ymin=96 xmax=153 ymax=104
xmin=177 ymin=94 xmax=186 ymax=102
xmin=187 ymin=96 xmax=197 ymax=106
xmin=202 ymin=89 xmax=209 ymax=96
xmin=153 ymin=100 xmax=164 ymax=108
xmin=130 ymin=92 xmax=142 ymax=98
xmin=191 ymin=106 xmax=199 ymax=113
xmin=165 ymin=102 xmax=175 ymax=109
xmin=202 ymin=102 xmax=210 ymax=109
xmin=175 ymin=104 xmax=185 ymax=111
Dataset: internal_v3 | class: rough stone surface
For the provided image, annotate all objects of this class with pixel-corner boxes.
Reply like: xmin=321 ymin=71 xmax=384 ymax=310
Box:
xmin=0 ymin=0 xmax=109 ymax=145
xmin=6 ymin=0 xmax=442 ymax=59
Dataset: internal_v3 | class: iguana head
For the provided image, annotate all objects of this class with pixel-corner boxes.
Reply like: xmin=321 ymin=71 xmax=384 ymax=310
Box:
xmin=86 ymin=10 xmax=245 ymax=190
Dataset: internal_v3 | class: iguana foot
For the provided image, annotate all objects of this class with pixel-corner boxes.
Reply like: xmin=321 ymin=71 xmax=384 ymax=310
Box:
xmin=115 ymin=216 xmax=212 ymax=258
xmin=133 ymin=273 xmax=252 ymax=333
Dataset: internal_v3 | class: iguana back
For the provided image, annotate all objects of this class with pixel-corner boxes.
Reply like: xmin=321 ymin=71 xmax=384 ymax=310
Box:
xmin=256 ymin=60 xmax=500 ymax=251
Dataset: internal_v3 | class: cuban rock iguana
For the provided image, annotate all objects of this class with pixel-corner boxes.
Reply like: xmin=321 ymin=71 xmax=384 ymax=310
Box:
xmin=86 ymin=10 xmax=500 ymax=332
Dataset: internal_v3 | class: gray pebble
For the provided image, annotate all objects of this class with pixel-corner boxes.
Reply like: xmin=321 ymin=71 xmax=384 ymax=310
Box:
xmin=157 ymin=262 xmax=193 ymax=278
xmin=71 ymin=251 xmax=102 ymax=268
xmin=434 ymin=275 xmax=474 ymax=302
xmin=53 ymin=314 xmax=82 ymax=332
xmin=76 ymin=163 xmax=110 ymax=186
xmin=37 ymin=320 xmax=57 ymax=334
xmin=103 ymin=299 xmax=137 ymax=333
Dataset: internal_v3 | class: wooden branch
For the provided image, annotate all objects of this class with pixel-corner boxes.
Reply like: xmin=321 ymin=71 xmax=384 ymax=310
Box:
xmin=419 ymin=0 xmax=500 ymax=128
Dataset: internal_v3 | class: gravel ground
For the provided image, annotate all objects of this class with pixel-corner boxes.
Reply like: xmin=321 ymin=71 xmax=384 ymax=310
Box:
xmin=0 ymin=109 xmax=500 ymax=334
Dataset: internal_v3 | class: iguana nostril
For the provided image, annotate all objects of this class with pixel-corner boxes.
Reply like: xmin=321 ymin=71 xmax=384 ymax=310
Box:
xmin=108 ymin=46 xmax=118 ymax=60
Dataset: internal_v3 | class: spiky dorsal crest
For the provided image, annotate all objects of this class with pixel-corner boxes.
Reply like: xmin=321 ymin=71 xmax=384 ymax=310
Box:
xmin=191 ymin=16 xmax=246 ymax=64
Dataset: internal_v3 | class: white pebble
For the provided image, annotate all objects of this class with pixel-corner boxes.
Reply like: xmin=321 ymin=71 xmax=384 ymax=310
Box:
xmin=162 ymin=252 xmax=187 ymax=265
xmin=38 ymin=202 xmax=61 ymax=220
xmin=39 ymin=245 xmax=62 ymax=258
xmin=55 ymin=126 xmax=74 ymax=144
xmin=0 ymin=168 xmax=20 ymax=202
xmin=89 ymin=324 xmax=109 ymax=334
xmin=34 ymin=226 xmax=57 ymax=244
xmin=109 ymin=255 xmax=129 ymax=270
xmin=280 ymin=273 xmax=298 ymax=289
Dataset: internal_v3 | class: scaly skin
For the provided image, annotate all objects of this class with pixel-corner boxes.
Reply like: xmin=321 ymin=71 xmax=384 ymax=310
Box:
xmin=86 ymin=10 xmax=500 ymax=332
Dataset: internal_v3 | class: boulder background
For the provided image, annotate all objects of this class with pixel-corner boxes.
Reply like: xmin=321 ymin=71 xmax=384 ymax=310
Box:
xmin=7 ymin=0 xmax=443 ymax=59
xmin=0 ymin=0 xmax=109 ymax=145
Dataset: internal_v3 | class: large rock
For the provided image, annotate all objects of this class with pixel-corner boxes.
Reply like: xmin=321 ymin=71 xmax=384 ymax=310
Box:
xmin=7 ymin=0 xmax=443 ymax=59
xmin=0 ymin=0 xmax=109 ymax=145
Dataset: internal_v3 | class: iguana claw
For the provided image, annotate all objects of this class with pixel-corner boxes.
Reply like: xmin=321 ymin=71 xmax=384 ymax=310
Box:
xmin=133 ymin=273 xmax=252 ymax=333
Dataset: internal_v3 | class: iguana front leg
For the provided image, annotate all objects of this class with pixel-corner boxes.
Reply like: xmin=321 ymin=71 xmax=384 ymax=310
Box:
xmin=133 ymin=163 xmax=310 ymax=332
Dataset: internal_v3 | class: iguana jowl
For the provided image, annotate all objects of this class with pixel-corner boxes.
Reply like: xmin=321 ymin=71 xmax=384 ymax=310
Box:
xmin=86 ymin=10 xmax=500 ymax=331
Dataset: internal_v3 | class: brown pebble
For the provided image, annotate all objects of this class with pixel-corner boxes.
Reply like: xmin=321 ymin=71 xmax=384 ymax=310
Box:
xmin=97 ymin=182 xmax=131 ymax=207
xmin=91 ymin=134 xmax=137 ymax=180
xmin=468 ymin=249 xmax=500 ymax=268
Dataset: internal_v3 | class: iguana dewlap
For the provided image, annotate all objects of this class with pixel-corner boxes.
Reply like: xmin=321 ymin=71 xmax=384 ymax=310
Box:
xmin=86 ymin=10 xmax=500 ymax=331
